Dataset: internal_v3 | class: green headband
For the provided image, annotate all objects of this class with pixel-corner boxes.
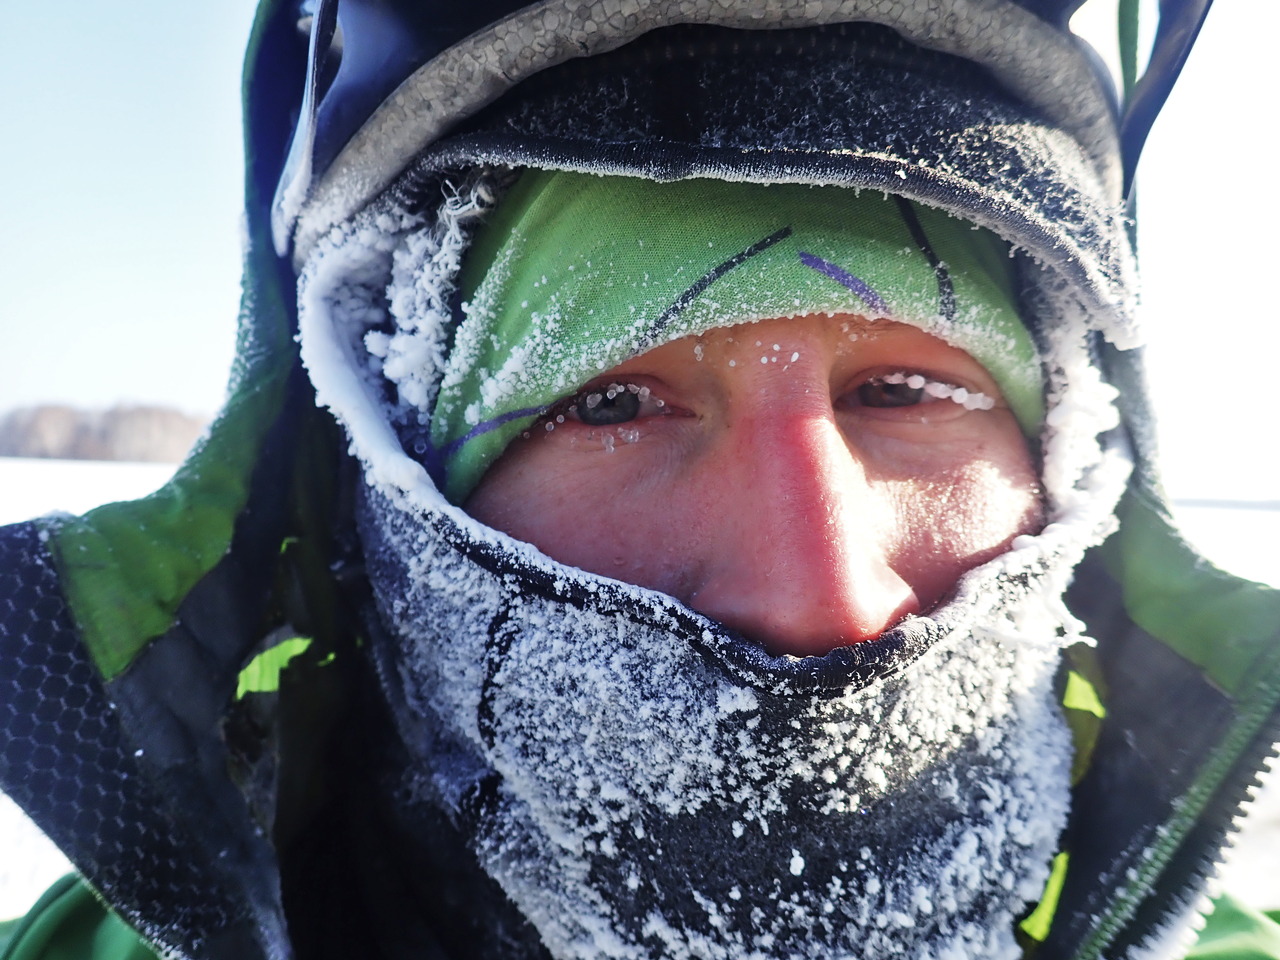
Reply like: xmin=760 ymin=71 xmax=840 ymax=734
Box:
xmin=425 ymin=171 xmax=1042 ymax=503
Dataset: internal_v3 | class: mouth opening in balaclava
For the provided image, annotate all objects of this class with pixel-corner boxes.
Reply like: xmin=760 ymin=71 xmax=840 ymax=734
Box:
xmin=403 ymin=169 xmax=1045 ymax=503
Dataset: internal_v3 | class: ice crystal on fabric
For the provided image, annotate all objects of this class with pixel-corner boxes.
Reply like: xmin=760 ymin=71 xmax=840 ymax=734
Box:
xmin=296 ymin=156 xmax=1136 ymax=960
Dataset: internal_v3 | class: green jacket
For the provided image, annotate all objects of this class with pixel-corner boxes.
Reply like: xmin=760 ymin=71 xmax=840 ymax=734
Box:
xmin=3 ymin=879 xmax=1280 ymax=959
xmin=2 ymin=1 xmax=1279 ymax=958
xmin=1 ymin=879 xmax=157 ymax=960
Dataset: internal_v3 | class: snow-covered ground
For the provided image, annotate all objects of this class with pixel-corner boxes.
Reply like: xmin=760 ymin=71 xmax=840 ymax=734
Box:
xmin=2 ymin=457 xmax=1278 ymax=921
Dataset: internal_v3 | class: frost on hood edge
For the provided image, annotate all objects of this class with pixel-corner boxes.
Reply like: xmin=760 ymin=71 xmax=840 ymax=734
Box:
xmin=298 ymin=166 xmax=1133 ymax=623
xmin=296 ymin=163 xmax=1136 ymax=958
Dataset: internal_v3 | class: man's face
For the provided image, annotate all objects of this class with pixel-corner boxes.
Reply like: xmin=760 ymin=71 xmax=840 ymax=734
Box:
xmin=465 ymin=314 xmax=1043 ymax=657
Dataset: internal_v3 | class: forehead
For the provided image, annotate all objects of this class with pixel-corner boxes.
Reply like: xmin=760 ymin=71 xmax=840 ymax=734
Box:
xmin=604 ymin=315 xmax=999 ymax=383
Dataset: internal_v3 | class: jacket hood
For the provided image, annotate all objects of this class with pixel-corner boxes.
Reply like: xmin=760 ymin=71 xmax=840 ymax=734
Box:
xmin=290 ymin=50 xmax=1127 ymax=944
xmin=273 ymin=0 xmax=1126 ymax=263
xmin=2 ymin=3 xmax=1277 ymax=960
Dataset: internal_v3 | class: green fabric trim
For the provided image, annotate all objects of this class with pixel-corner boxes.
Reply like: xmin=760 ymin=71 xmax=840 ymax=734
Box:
xmin=1106 ymin=489 xmax=1280 ymax=698
xmin=49 ymin=400 xmax=264 ymax=680
xmin=0 ymin=876 xmax=158 ymax=960
xmin=1070 ymin=488 xmax=1280 ymax=957
xmin=1063 ymin=669 xmax=1106 ymax=718
xmin=1021 ymin=654 xmax=1112 ymax=945
xmin=1021 ymin=852 xmax=1070 ymax=943
xmin=1063 ymin=666 xmax=1107 ymax=786
xmin=435 ymin=171 xmax=1041 ymax=502
xmin=1188 ymin=894 xmax=1280 ymax=960
xmin=50 ymin=322 xmax=290 ymax=681
xmin=46 ymin=4 xmax=298 ymax=681
xmin=235 ymin=636 xmax=313 ymax=698
xmin=1118 ymin=0 xmax=1140 ymax=99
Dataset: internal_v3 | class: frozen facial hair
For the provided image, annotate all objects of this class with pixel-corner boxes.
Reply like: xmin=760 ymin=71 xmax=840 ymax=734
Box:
xmin=414 ymin=170 xmax=1043 ymax=502
xmin=297 ymin=168 xmax=1133 ymax=960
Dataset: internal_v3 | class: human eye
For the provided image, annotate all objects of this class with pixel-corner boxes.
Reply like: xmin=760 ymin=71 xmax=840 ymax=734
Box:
xmin=560 ymin=381 xmax=668 ymax=427
xmin=846 ymin=372 xmax=996 ymax=414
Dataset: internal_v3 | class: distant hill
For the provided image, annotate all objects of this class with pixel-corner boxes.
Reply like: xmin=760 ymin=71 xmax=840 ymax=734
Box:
xmin=0 ymin=404 xmax=209 ymax=463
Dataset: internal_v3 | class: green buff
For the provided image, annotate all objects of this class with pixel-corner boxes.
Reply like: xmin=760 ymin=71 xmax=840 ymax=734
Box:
xmin=427 ymin=170 xmax=1044 ymax=503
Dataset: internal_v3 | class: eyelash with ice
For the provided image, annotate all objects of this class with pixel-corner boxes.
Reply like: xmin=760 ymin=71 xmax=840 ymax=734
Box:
xmin=579 ymin=382 xmax=664 ymax=410
xmin=528 ymin=382 xmax=667 ymax=435
xmin=873 ymin=372 xmax=996 ymax=410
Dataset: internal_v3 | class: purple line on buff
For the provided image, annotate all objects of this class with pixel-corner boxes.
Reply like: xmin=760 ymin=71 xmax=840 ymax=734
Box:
xmin=444 ymin=404 xmax=550 ymax=459
xmin=798 ymin=252 xmax=889 ymax=314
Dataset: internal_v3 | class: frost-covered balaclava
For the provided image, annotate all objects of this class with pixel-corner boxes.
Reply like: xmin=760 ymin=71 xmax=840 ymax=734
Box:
xmin=297 ymin=160 xmax=1132 ymax=958
xmin=417 ymin=170 xmax=1043 ymax=502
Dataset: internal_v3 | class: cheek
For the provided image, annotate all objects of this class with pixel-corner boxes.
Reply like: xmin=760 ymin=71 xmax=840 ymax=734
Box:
xmin=464 ymin=433 xmax=706 ymax=593
xmin=466 ymin=412 xmax=1044 ymax=619
xmin=464 ymin=441 xmax=577 ymax=552
xmin=879 ymin=446 xmax=1044 ymax=605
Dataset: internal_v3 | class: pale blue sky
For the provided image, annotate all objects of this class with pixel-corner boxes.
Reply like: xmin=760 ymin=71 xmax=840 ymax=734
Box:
xmin=0 ymin=1 xmax=1274 ymax=504
xmin=0 ymin=0 xmax=257 ymax=417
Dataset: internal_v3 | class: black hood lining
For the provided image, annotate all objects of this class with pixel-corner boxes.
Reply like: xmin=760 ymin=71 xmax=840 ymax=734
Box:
xmin=285 ymin=0 xmax=1124 ymax=259
xmin=384 ymin=22 xmax=1134 ymax=340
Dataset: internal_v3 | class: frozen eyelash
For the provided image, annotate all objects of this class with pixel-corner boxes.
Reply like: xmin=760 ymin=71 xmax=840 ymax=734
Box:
xmin=581 ymin=383 xmax=663 ymax=409
xmin=878 ymin=372 xmax=996 ymax=411
xmin=538 ymin=382 xmax=667 ymax=431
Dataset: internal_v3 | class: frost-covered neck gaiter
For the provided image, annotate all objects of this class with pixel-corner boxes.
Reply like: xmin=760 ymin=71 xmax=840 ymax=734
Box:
xmin=413 ymin=170 xmax=1042 ymax=502
xmin=358 ymin=485 xmax=1077 ymax=960
xmin=298 ymin=169 xmax=1132 ymax=960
